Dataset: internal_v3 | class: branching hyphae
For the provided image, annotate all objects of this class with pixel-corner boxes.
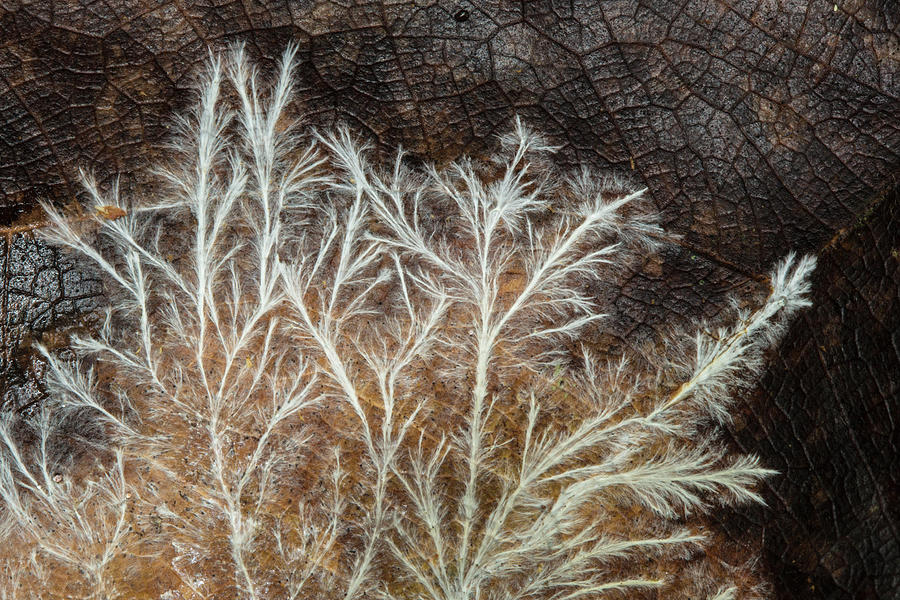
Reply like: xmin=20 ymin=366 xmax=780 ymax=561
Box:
xmin=0 ymin=46 xmax=815 ymax=600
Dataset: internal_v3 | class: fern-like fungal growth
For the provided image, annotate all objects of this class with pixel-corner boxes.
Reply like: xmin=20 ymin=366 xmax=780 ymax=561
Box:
xmin=0 ymin=46 xmax=815 ymax=600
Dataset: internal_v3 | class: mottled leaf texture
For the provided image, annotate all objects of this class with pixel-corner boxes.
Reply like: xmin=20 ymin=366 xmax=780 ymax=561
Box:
xmin=0 ymin=1 xmax=897 ymax=598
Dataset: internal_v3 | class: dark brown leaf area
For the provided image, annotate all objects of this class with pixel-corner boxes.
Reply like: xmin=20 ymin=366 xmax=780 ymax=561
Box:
xmin=1 ymin=231 xmax=102 ymax=408
xmin=726 ymin=186 xmax=900 ymax=600
xmin=0 ymin=1 xmax=897 ymax=598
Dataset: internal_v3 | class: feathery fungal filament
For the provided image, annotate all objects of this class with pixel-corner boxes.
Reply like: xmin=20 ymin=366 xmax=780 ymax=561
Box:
xmin=0 ymin=46 xmax=815 ymax=600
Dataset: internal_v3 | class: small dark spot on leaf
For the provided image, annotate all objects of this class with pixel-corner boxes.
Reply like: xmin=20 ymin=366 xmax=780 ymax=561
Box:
xmin=453 ymin=8 xmax=470 ymax=22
